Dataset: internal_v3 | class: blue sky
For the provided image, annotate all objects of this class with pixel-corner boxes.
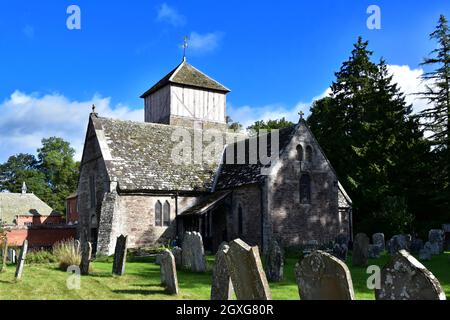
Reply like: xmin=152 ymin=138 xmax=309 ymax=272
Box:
xmin=0 ymin=1 xmax=449 ymax=162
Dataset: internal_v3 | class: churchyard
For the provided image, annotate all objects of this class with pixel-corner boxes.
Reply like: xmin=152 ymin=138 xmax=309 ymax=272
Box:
xmin=0 ymin=233 xmax=449 ymax=300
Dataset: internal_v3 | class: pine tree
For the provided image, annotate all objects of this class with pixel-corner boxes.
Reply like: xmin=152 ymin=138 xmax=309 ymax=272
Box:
xmin=418 ymin=15 xmax=450 ymax=213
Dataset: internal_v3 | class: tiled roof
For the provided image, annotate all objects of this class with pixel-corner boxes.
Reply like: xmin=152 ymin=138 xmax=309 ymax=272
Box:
xmin=92 ymin=116 xmax=241 ymax=192
xmin=0 ymin=193 xmax=54 ymax=225
xmin=140 ymin=60 xmax=230 ymax=98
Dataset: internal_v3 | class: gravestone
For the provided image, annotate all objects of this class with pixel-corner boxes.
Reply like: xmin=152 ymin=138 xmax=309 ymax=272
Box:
xmin=428 ymin=229 xmax=444 ymax=253
xmin=352 ymin=233 xmax=369 ymax=267
xmin=419 ymin=248 xmax=432 ymax=261
xmin=368 ymin=244 xmax=382 ymax=259
xmin=15 ymin=240 xmax=28 ymax=280
xmin=160 ymin=249 xmax=179 ymax=295
xmin=211 ymin=242 xmax=234 ymax=300
xmin=112 ymin=235 xmax=128 ymax=276
xmin=410 ymin=238 xmax=424 ymax=254
xmin=8 ymin=249 xmax=16 ymax=264
xmin=171 ymin=247 xmax=182 ymax=268
xmin=87 ymin=242 xmax=93 ymax=261
xmin=372 ymin=233 xmax=385 ymax=251
xmin=387 ymin=235 xmax=409 ymax=255
xmin=303 ymin=240 xmax=319 ymax=255
xmin=424 ymin=241 xmax=439 ymax=255
xmin=1 ymin=239 xmax=8 ymax=272
xmin=225 ymin=239 xmax=272 ymax=300
xmin=375 ymin=250 xmax=446 ymax=300
xmin=332 ymin=243 xmax=348 ymax=261
xmin=295 ymin=250 xmax=355 ymax=300
xmin=181 ymin=232 xmax=206 ymax=272
xmin=80 ymin=241 xmax=91 ymax=275
xmin=265 ymin=240 xmax=284 ymax=282
xmin=75 ymin=240 xmax=81 ymax=253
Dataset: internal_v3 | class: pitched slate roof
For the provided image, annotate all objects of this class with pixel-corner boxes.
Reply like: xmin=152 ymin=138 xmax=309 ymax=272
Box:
xmin=215 ymin=125 xmax=298 ymax=190
xmin=0 ymin=193 xmax=54 ymax=225
xmin=140 ymin=60 xmax=231 ymax=98
xmin=179 ymin=191 xmax=232 ymax=216
xmin=92 ymin=116 xmax=241 ymax=192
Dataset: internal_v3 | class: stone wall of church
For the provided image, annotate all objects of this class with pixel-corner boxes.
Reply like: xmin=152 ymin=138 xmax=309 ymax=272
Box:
xmin=268 ymin=122 xmax=345 ymax=249
xmin=229 ymin=185 xmax=262 ymax=248
xmin=77 ymin=116 xmax=110 ymax=248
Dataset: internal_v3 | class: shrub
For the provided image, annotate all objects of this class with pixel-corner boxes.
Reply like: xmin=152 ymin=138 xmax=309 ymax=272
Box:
xmin=53 ymin=239 xmax=81 ymax=271
xmin=26 ymin=250 xmax=57 ymax=265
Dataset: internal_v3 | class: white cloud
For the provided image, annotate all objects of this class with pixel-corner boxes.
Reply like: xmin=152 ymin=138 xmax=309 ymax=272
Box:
xmin=0 ymin=91 xmax=143 ymax=162
xmin=156 ymin=3 xmax=186 ymax=27
xmin=188 ymin=32 xmax=223 ymax=54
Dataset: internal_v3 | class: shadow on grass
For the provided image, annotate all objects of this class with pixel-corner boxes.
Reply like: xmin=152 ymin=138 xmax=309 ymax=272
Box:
xmin=112 ymin=288 xmax=167 ymax=295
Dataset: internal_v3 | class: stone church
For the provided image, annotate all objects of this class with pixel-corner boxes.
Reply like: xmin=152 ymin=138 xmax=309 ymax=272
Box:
xmin=77 ymin=59 xmax=352 ymax=255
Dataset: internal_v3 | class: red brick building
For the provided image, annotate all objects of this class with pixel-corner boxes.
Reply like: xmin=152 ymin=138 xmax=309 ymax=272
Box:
xmin=0 ymin=185 xmax=76 ymax=247
xmin=65 ymin=193 xmax=79 ymax=225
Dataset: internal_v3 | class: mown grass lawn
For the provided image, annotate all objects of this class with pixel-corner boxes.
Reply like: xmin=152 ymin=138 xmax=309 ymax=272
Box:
xmin=0 ymin=252 xmax=448 ymax=300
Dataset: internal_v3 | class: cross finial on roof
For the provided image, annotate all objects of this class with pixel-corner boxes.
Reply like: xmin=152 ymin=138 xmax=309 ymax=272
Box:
xmin=182 ymin=36 xmax=188 ymax=62
xmin=92 ymin=104 xmax=96 ymax=113
xmin=298 ymin=111 xmax=305 ymax=120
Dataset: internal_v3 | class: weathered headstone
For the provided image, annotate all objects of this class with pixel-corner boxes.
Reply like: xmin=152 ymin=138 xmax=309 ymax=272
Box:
xmin=295 ymin=250 xmax=355 ymax=300
xmin=8 ymin=248 xmax=16 ymax=264
xmin=80 ymin=240 xmax=91 ymax=275
xmin=112 ymin=235 xmax=128 ymax=276
xmin=410 ymin=238 xmax=424 ymax=254
xmin=419 ymin=247 xmax=432 ymax=261
xmin=1 ymin=239 xmax=8 ymax=272
xmin=368 ymin=244 xmax=382 ymax=259
xmin=375 ymin=250 xmax=446 ymax=300
xmin=15 ymin=240 xmax=28 ymax=280
xmin=372 ymin=233 xmax=385 ymax=251
xmin=387 ymin=234 xmax=409 ymax=255
xmin=332 ymin=243 xmax=348 ymax=261
xmin=225 ymin=239 xmax=272 ymax=300
xmin=75 ymin=239 xmax=81 ymax=253
xmin=424 ymin=241 xmax=440 ymax=255
xmin=352 ymin=233 xmax=369 ymax=266
xmin=428 ymin=229 xmax=444 ymax=253
xmin=87 ymin=242 xmax=93 ymax=261
xmin=171 ymin=247 xmax=182 ymax=268
xmin=181 ymin=232 xmax=206 ymax=272
xmin=265 ymin=240 xmax=283 ymax=282
xmin=160 ymin=249 xmax=179 ymax=295
xmin=211 ymin=242 xmax=234 ymax=300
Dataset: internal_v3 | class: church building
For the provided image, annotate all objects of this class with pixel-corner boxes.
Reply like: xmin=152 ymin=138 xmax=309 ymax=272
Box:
xmin=77 ymin=59 xmax=352 ymax=255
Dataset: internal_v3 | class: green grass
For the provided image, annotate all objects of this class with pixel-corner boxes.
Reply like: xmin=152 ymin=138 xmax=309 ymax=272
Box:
xmin=0 ymin=252 xmax=448 ymax=300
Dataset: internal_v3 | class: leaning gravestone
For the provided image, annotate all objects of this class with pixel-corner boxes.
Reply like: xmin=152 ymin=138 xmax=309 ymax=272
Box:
xmin=80 ymin=241 xmax=91 ymax=275
xmin=372 ymin=233 xmax=385 ymax=251
xmin=112 ymin=235 xmax=128 ymax=276
xmin=181 ymin=232 xmax=206 ymax=272
xmin=211 ymin=242 xmax=234 ymax=300
xmin=225 ymin=239 xmax=272 ymax=300
xmin=1 ymin=239 xmax=8 ymax=272
xmin=265 ymin=240 xmax=283 ymax=282
xmin=160 ymin=249 xmax=179 ymax=295
xmin=375 ymin=250 xmax=446 ymax=300
xmin=295 ymin=250 xmax=355 ymax=300
xmin=352 ymin=233 xmax=369 ymax=267
xmin=171 ymin=247 xmax=182 ymax=268
xmin=15 ymin=240 xmax=28 ymax=280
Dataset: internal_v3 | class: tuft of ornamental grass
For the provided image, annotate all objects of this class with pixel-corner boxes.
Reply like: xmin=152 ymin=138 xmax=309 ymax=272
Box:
xmin=52 ymin=239 xmax=81 ymax=271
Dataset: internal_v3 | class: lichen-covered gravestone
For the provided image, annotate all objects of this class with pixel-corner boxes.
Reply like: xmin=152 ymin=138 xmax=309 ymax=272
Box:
xmin=295 ymin=250 xmax=355 ymax=300
xmin=352 ymin=233 xmax=369 ymax=267
xmin=8 ymin=249 xmax=16 ymax=264
xmin=160 ymin=249 xmax=179 ymax=295
xmin=211 ymin=242 xmax=234 ymax=300
xmin=15 ymin=240 xmax=28 ymax=280
xmin=265 ymin=240 xmax=284 ymax=282
xmin=225 ymin=239 xmax=272 ymax=300
xmin=181 ymin=232 xmax=206 ymax=272
xmin=375 ymin=250 xmax=446 ymax=300
xmin=112 ymin=235 xmax=128 ymax=276
xmin=387 ymin=235 xmax=409 ymax=255
xmin=372 ymin=233 xmax=385 ymax=251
